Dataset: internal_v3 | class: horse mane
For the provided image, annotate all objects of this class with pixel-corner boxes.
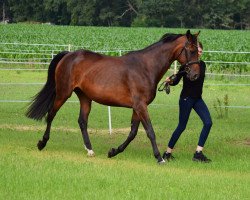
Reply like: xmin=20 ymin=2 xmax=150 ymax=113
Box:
xmin=159 ymin=33 xmax=183 ymax=43
xmin=125 ymin=33 xmax=185 ymax=56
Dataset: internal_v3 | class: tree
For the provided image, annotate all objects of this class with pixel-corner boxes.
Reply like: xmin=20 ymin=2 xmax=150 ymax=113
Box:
xmin=44 ymin=0 xmax=70 ymax=25
xmin=1 ymin=0 xmax=249 ymax=29
xmin=67 ymin=0 xmax=96 ymax=26
xmin=8 ymin=0 xmax=40 ymax=22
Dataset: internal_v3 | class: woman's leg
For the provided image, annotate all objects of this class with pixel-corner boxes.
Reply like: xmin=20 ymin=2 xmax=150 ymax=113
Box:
xmin=167 ymin=97 xmax=194 ymax=151
xmin=193 ymin=98 xmax=212 ymax=149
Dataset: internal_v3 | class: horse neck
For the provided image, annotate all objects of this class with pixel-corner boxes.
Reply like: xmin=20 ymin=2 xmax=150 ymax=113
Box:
xmin=141 ymin=41 xmax=177 ymax=85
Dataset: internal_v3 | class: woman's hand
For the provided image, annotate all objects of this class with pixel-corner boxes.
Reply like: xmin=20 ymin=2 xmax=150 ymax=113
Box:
xmin=165 ymin=77 xmax=173 ymax=84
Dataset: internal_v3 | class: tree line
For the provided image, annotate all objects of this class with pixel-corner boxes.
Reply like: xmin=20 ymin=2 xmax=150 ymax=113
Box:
xmin=1 ymin=0 xmax=249 ymax=29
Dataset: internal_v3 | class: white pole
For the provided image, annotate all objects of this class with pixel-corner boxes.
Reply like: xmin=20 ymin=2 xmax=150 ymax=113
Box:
xmin=68 ymin=44 xmax=71 ymax=51
xmin=174 ymin=60 xmax=177 ymax=74
xmin=106 ymin=50 xmax=124 ymax=135
xmin=108 ymin=106 xmax=112 ymax=135
xmin=107 ymin=50 xmax=122 ymax=135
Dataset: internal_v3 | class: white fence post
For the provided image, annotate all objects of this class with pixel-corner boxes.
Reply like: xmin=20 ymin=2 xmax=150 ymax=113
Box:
xmin=108 ymin=106 xmax=112 ymax=135
xmin=106 ymin=50 xmax=124 ymax=135
xmin=107 ymin=50 xmax=123 ymax=134
xmin=51 ymin=50 xmax=54 ymax=59
xmin=174 ymin=60 xmax=177 ymax=74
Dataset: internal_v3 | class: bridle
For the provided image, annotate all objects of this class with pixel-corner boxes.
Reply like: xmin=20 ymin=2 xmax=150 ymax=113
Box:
xmin=176 ymin=41 xmax=200 ymax=74
xmin=158 ymin=41 xmax=200 ymax=94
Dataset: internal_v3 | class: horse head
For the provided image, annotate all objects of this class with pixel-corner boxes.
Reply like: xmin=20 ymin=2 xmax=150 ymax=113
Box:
xmin=176 ymin=30 xmax=201 ymax=81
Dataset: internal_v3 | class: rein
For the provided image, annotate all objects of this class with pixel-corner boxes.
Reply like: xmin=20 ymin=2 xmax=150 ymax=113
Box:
xmin=157 ymin=68 xmax=187 ymax=94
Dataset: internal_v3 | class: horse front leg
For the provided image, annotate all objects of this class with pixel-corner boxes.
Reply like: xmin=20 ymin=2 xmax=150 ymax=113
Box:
xmin=134 ymin=103 xmax=165 ymax=164
xmin=108 ymin=110 xmax=140 ymax=158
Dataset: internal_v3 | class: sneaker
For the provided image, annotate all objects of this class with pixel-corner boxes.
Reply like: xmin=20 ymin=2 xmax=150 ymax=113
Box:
xmin=162 ymin=152 xmax=175 ymax=161
xmin=192 ymin=151 xmax=211 ymax=163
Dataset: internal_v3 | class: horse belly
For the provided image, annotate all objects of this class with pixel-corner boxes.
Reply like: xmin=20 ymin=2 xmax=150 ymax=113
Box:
xmin=83 ymin=83 xmax=133 ymax=107
xmin=77 ymin=63 xmax=133 ymax=107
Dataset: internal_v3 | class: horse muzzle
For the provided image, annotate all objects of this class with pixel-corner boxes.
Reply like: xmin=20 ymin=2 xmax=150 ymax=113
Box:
xmin=184 ymin=61 xmax=200 ymax=81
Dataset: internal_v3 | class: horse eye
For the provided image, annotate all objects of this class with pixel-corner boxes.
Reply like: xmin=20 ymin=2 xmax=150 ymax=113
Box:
xmin=190 ymin=49 xmax=197 ymax=55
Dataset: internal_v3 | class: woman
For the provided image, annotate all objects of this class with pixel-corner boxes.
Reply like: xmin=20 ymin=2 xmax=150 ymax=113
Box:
xmin=163 ymin=42 xmax=212 ymax=163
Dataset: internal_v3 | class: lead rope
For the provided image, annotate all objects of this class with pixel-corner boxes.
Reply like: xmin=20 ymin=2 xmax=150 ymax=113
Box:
xmin=158 ymin=69 xmax=188 ymax=94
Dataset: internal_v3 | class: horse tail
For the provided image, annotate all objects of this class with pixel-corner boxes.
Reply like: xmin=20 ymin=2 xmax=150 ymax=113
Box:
xmin=26 ymin=51 xmax=69 ymax=121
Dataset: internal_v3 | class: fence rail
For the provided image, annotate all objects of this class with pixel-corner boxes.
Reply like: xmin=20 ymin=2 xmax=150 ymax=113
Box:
xmin=0 ymin=42 xmax=250 ymax=66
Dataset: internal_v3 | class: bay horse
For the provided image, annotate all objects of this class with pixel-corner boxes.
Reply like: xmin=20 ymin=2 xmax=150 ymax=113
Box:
xmin=26 ymin=30 xmax=200 ymax=163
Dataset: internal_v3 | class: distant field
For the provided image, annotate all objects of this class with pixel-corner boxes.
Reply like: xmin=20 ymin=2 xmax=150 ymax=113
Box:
xmin=0 ymin=25 xmax=250 ymax=199
xmin=0 ymin=24 xmax=250 ymax=72
xmin=1 ymin=24 xmax=250 ymax=51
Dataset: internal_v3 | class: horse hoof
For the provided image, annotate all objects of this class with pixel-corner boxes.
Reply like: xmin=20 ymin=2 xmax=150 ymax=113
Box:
xmin=108 ymin=148 xmax=116 ymax=158
xmin=84 ymin=145 xmax=95 ymax=157
xmin=158 ymin=158 xmax=166 ymax=165
xmin=37 ymin=140 xmax=45 ymax=151
xmin=86 ymin=150 xmax=95 ymax=157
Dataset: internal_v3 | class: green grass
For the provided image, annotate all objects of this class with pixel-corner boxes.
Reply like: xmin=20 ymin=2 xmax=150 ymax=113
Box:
xmin=0 ymin=69 xmax=250 ymax=199
xmin=0 ymin=127 xmax=249 ymax=199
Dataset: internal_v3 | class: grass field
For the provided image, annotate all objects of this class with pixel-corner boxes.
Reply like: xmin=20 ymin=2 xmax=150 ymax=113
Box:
xmin=0 ymin=25 xmax=250 ymax=199
xmin=1 ymin=69 xmax=250 ymax=199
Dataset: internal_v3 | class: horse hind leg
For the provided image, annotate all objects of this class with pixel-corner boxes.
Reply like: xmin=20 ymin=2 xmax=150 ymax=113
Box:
xmin=108 ymin=110 xmax=140 ymax=158
xmin=75 ymin=89 xmax=94 ymax=157
xmin=37 ymin=96 xmax=68 ymax=150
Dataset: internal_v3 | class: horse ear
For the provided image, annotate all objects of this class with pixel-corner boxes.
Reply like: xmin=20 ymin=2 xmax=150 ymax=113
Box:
xmin=186 ymin=30 xmax=192 ymax=41
xmin=186 ymin=30 xmax=191 ymax=36
xmin=194 ymin=30 xmax=201 ymax=37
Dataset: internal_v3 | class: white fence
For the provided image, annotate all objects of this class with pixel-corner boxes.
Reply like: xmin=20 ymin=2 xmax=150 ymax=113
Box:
xmin=1 ymin=42 xmax=250 ymax=66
